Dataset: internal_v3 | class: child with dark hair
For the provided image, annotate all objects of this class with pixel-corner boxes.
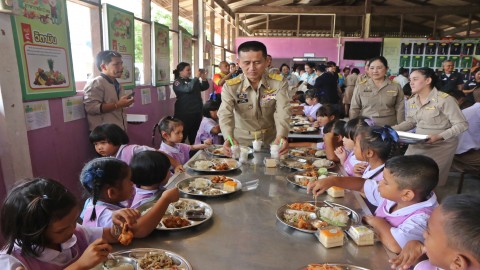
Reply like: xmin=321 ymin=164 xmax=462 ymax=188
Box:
xmin=130 ymin=151 xmax=171 ymax=208
xmin=322 ymin=119 xmax=346 ymax=162
xmin=355 ymin=125 xmax=399 ymax=181
xmin=154 ymin=116 xmax=210 ymax=164
xmin=80 ymin=157 xmax=179 ymax=237
xmin=390 ymin=194 xmax=480 ymax=270
xmin=334 ymin=117 xmax=374 ymax=176
xmin=293 ymin=90 xmax=306 ymax=104
xmin=0 ymin=178 xmax=139 ymax=269
xmin=303 ymin=89 xmax=322 ymax=122
xmin=89 ymin=123 xmax=183 ymax=172
xmin=194 ymin=100 xmax=221 ymax=145
xmin=308 ymin=155 xmax=439 ymax=253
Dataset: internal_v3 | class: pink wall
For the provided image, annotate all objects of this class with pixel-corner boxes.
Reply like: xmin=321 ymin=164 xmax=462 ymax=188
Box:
xmin=25 ymin=85 xmax=176 ymax=198
xmin=235 ymin=37 xmax=383 ymax=71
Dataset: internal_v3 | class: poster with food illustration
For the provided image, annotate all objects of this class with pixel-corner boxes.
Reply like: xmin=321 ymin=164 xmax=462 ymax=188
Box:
xmin=181 ymin=29 xmax=192 ymax=64
xmin=11 ymin=0 xmax=75 ymax=100
xmin=152 ymin=22 xmax=170 ymax=86
xmin=103 ymin=4 xmax=135 ymax=89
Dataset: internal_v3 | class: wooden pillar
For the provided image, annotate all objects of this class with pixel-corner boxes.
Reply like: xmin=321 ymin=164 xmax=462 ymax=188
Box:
xmin=432 ymin=14 xmax=437 ymax=39
xmin=363 ymin=0 xmax=371 ymax=38
xmin=399 ymin=14 xmax=404 ymax=38
xmin=220 ymin=10 xmax=225 ymax=60
xmin=266 ymin=14 xmax=269 ymax=36
xmin=172 ymin=0 xmax=179 ymax=66
xmin=466 ymin=13 xmax=472 ymax=38
xmin=142 ymin=0 xmax=151 ymax=84
xmin=235 ymin=13 xmax=239 ymax=38
xmin=193 ymin=0 xmax=201 ymax=70
xmin=210 ymin=0 xmax=214 ymax=45
xmin=297 ymin=15 xmax=300 ymax=37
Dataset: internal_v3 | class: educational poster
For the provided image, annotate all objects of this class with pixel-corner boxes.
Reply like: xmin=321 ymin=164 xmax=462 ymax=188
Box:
xmin=401 ymin=43 xmax=412 ymax=54
xmin=450 ymin=56 xmax=460 ymax=68
xmin=10 ymin=0 xmax=75 ymax=101
xmin=103 ymin=4 xmax=135 ymax=89
xmin=425 ymin=42 xmax=437 ymax=55
xmin=62 ymin=95 xmax=85 ymax=122
xmin=141 ymin=88 xmax=151 ymax=105
xmin=463 ymin=43 xmax=474 ymax=55
xmin=1 ymin=0 xmax=13 ymax=11
xmin=436 ymin=56 xmax=447 ymax=68
xmin=412 ymin=56 xmax=423 ymax=68
xmin=413 ymin=43 xmax=424 ymax=55
xmin=460 ymin=56 xmax=473 ymax=69
xmin=450 ymin=43 xmax=462 ymax=55
xmin=157 ymin=86 xmax=166 ymax=101
xmin=180 ymin=29 xmax=192 ymax=64
xmin=438 ymin=42 xmax=449 ymax=55
xmin=152 ymin=23 xmax=170 ymax=86
xmin=24 ymin=100 xmax=51 ymax=130
xmin=399 ymin=56 xmax=411 ymax=68
xmin=424 ymin=56 xmax=435 ymax=68
xmin=382 ymin=38 xmax=401 ymax=73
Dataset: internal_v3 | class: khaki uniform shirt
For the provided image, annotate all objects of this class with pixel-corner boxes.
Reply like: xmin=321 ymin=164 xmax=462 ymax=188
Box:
xmin=393 ymin=88 xmax=468 ymax=140
xmin=350 ymin=78 xmax=405 ymax=126
xmin=218 ymin=73 xmax=291 ymax=146
xmin=83 ymin=75 xmax=126 ymax=131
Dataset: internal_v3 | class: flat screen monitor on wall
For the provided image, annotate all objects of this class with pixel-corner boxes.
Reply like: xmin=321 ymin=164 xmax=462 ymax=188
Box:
xmin=343 ymin=41 xmax=383 ymax=60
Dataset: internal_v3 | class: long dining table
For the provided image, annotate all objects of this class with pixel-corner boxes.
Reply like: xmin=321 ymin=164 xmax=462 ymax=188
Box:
xmin=115 ymin=148 xmax=395 ymax=269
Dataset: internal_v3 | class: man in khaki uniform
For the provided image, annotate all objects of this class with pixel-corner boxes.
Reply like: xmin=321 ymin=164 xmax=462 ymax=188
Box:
xmin=218 ymin=41 xmax=290 ymax=154
xmin=350 ymin=79 xmax=405 ymax=126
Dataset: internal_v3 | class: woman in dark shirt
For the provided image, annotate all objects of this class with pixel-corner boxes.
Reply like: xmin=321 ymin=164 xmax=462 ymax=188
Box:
xmin=172 ymin=62 xmax=210 ymax=144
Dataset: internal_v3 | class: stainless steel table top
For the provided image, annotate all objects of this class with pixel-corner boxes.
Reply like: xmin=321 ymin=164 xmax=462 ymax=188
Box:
xmin=117 ymin=150 xmax=394 ymax=270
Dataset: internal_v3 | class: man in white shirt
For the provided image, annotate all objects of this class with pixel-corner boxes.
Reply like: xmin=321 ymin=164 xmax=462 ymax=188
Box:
xmin=393 ymin=67 xmax=409 ymax=88
xmin=451 ymin=89 xmax=480 ymax=172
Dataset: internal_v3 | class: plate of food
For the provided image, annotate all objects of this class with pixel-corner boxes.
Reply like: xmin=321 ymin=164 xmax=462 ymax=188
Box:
xmin=286 ymin=169 xmax=338 ymax=189
xmin=205 ymin=145 xmax=253 ymax=157
xmin=397 ymin=131 xmax=429 ymax=144
xmin=177 ymin=175 xmax=242 ymax=197
xmin=276 ymin=201 xmax=360 ymax=233
xmin=289 ymin=148 xmax=326 ymax=158
xmin=137 ymin=198 xmax=213 ymax=230
xmin=281 ymin=157 xmax=335 ymax=171
xmin=291 ymin=119 xmax=312 ymax=126
xmin=298 ymin=263 xmax=371 ymax=270
xmin=290 ymin=126 xmax=319 ymax=133
xmin=185 ymin=158 xmax=240 ymax=172
xmin=99 ymin=248 xmax=192 ymax=270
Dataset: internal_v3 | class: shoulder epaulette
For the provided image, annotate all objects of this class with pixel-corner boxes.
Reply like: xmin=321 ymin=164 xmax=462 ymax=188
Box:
xmin=359 ymin=79 xmax=368 ymax=84
xmin=439 ymin=92 xmax=450 ymax=98
xmin=268 ymin=73 xmax=283 ymax=81
xmin=226 ymin=77 xmax=241 ymax=86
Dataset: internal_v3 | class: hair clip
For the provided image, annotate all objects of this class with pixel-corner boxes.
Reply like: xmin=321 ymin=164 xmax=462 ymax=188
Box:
xmin=364 ymin=118 xmax=375 ymax=127
xmin=373 ymin=126 xmax=399 ymax=143
xmin=42 ymin=195 xmax=49 ymax=200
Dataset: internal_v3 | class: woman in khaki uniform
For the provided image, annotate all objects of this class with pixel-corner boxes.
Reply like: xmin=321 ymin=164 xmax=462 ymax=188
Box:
xmin=343 ymin=68 xmax=359 ymax=117
xmin=350 ymin=57 xmax=405 ymax=126
xmin=393 ymin=68 xmax=468 ymax=186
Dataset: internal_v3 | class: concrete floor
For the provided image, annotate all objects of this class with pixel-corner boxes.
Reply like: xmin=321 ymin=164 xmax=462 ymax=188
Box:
xmin=435 ymin=172 xmax=480 ymax=202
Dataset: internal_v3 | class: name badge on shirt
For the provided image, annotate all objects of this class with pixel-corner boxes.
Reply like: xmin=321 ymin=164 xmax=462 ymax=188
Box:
xmin=237 ymin=93 xmax=247 ymax=99
xmin=237 ymin=99 xmax=249 ymax=104
xmin=261 ymin=93 xmax=277 ymax=101
xmin=425 ymin=106 xmax=435 ymax=110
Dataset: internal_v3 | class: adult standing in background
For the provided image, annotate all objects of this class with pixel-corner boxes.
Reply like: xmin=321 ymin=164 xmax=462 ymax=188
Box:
xmin=355 ymin=59 xmax=371 ymax=85
xmin=343 ymin=68 xmax=359 ymax=117
xmin=437 ymin=60 xmax=464 ymax=94
xmin=393 ymin=67 xmax=468 ymax=186
xmin=173 ymin=62 xmax=210 ymax=144
xmin=451 ymin=89 xmax=480 ymax=174
xmin=313 ymin=64 xmax=339 ymax=104
xmin=280 ymin=63 xmax=299 ymax=97
xmin=350 ymin=56 xmax=405 ymax=126
xmin=394 ymin=67 xmax=410 ymax=88
xmin=213 ymin=61 xmax=234 ymax=99
xmin=218 ymin=41 xmax=290 ymax=154
xmin=84 ymin=50 xmax=134 ymax=131
xmin=298 ymin=62 xmax=317 ymax=92
xmin=463 ymin=67 xmax=480 ymax=105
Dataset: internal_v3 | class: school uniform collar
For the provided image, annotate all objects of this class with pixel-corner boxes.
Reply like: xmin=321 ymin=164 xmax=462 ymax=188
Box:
xmin=383 ymin=192 xmax=438 ymax=216
xmin=14 ymin=231 xmax=79 ymax=264
xmin=135 ymin=187 xmax=161 ymax=195
xmin=161 ymin=142 xmax=182 ymax=154
xmin=412 ymin=88 xmax=439 ymax=107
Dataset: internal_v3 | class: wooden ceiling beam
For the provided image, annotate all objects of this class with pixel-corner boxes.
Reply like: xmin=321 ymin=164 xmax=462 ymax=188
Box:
xmin=441 ymin=22 xmax=480 ymax=36
xmin=236 ymin=5 xmax=480 ymax=16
